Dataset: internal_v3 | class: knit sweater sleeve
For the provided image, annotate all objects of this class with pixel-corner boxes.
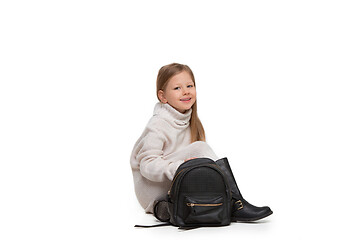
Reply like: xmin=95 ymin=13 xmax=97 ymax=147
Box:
xmin=135 ymin=128 xmax=184 ymax=182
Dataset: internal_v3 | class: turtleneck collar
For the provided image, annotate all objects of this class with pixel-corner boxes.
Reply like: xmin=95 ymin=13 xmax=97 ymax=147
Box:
xmin=153 ymin=102 xmax=192 ymax=127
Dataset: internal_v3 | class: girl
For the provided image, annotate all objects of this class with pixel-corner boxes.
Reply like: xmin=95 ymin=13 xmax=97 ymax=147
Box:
xmin=130 ymin=63 xmax=272 ymax=221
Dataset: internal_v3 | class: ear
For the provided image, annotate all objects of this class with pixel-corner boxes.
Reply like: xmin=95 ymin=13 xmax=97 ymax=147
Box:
xmin=158 ymin=90 xmax=168 ymax=103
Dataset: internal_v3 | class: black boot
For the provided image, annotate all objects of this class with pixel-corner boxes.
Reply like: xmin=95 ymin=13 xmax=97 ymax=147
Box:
xmin=153 ymin=200 xmax=170 ymax=222
xmin=215 ymin=157 xmax=273 ymax=222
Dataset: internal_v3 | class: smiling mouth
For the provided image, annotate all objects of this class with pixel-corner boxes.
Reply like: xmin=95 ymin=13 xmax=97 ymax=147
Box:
xmin=180 ymin=98 xmax=191 ymax=101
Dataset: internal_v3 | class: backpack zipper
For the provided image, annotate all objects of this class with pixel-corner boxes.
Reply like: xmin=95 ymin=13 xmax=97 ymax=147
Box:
xmin=186 ymin=202 xmax=223 ymax=207
xmin=168 ymin=167 xmax=188 ymax=195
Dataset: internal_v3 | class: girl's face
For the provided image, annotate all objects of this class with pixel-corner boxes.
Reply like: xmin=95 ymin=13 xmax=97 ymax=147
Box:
xmin=158 ymin=71 xmax=196 ymax=113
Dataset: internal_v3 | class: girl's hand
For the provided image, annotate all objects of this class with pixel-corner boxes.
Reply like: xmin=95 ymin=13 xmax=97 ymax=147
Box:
xmin=185 ymin=157 xmax=196 ymax=162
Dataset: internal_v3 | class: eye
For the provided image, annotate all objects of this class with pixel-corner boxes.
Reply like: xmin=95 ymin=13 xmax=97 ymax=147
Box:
xmin=187 ymin=84 xmax=194 ymax=88
xmin=174 ymin=87 xmax=180 ymax=90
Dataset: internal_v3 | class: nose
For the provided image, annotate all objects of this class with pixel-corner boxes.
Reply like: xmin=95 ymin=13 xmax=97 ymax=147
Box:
xmin=183 ymin=87 xmax=190 ymax=95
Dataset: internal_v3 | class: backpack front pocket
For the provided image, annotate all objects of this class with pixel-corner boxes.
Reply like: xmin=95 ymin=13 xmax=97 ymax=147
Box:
xmin=184 ymin=195 xmax=224 ymax=224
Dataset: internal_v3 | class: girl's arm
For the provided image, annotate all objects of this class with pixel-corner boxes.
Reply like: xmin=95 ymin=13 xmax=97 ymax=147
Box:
xmin=136 ymin=130 xmax=184 ymax=182
xmin=136 ymin=133 xmax=218 ymax=183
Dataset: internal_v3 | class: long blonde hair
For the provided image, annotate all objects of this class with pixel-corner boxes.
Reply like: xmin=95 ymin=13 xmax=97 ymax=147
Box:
xmin=156 ymin=63 xmax=206 ymax=143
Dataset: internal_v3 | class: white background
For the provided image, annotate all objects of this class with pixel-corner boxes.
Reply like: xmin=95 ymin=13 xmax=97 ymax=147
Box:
xmin=1 ymin=0 xmax=359 ymax=239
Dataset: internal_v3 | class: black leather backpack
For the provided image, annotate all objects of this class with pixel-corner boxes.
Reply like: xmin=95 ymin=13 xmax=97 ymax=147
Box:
xmin=166 ymin=158 xmax=232 ymax=228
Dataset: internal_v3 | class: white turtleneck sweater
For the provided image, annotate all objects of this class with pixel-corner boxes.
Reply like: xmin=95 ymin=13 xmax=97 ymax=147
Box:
xmin=130 ymin=102 xmax=218 ymax=213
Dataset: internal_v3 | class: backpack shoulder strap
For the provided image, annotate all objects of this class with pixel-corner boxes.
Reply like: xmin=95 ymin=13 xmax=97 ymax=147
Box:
xmin=134 ymin=223 xmax=172 ymax=228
